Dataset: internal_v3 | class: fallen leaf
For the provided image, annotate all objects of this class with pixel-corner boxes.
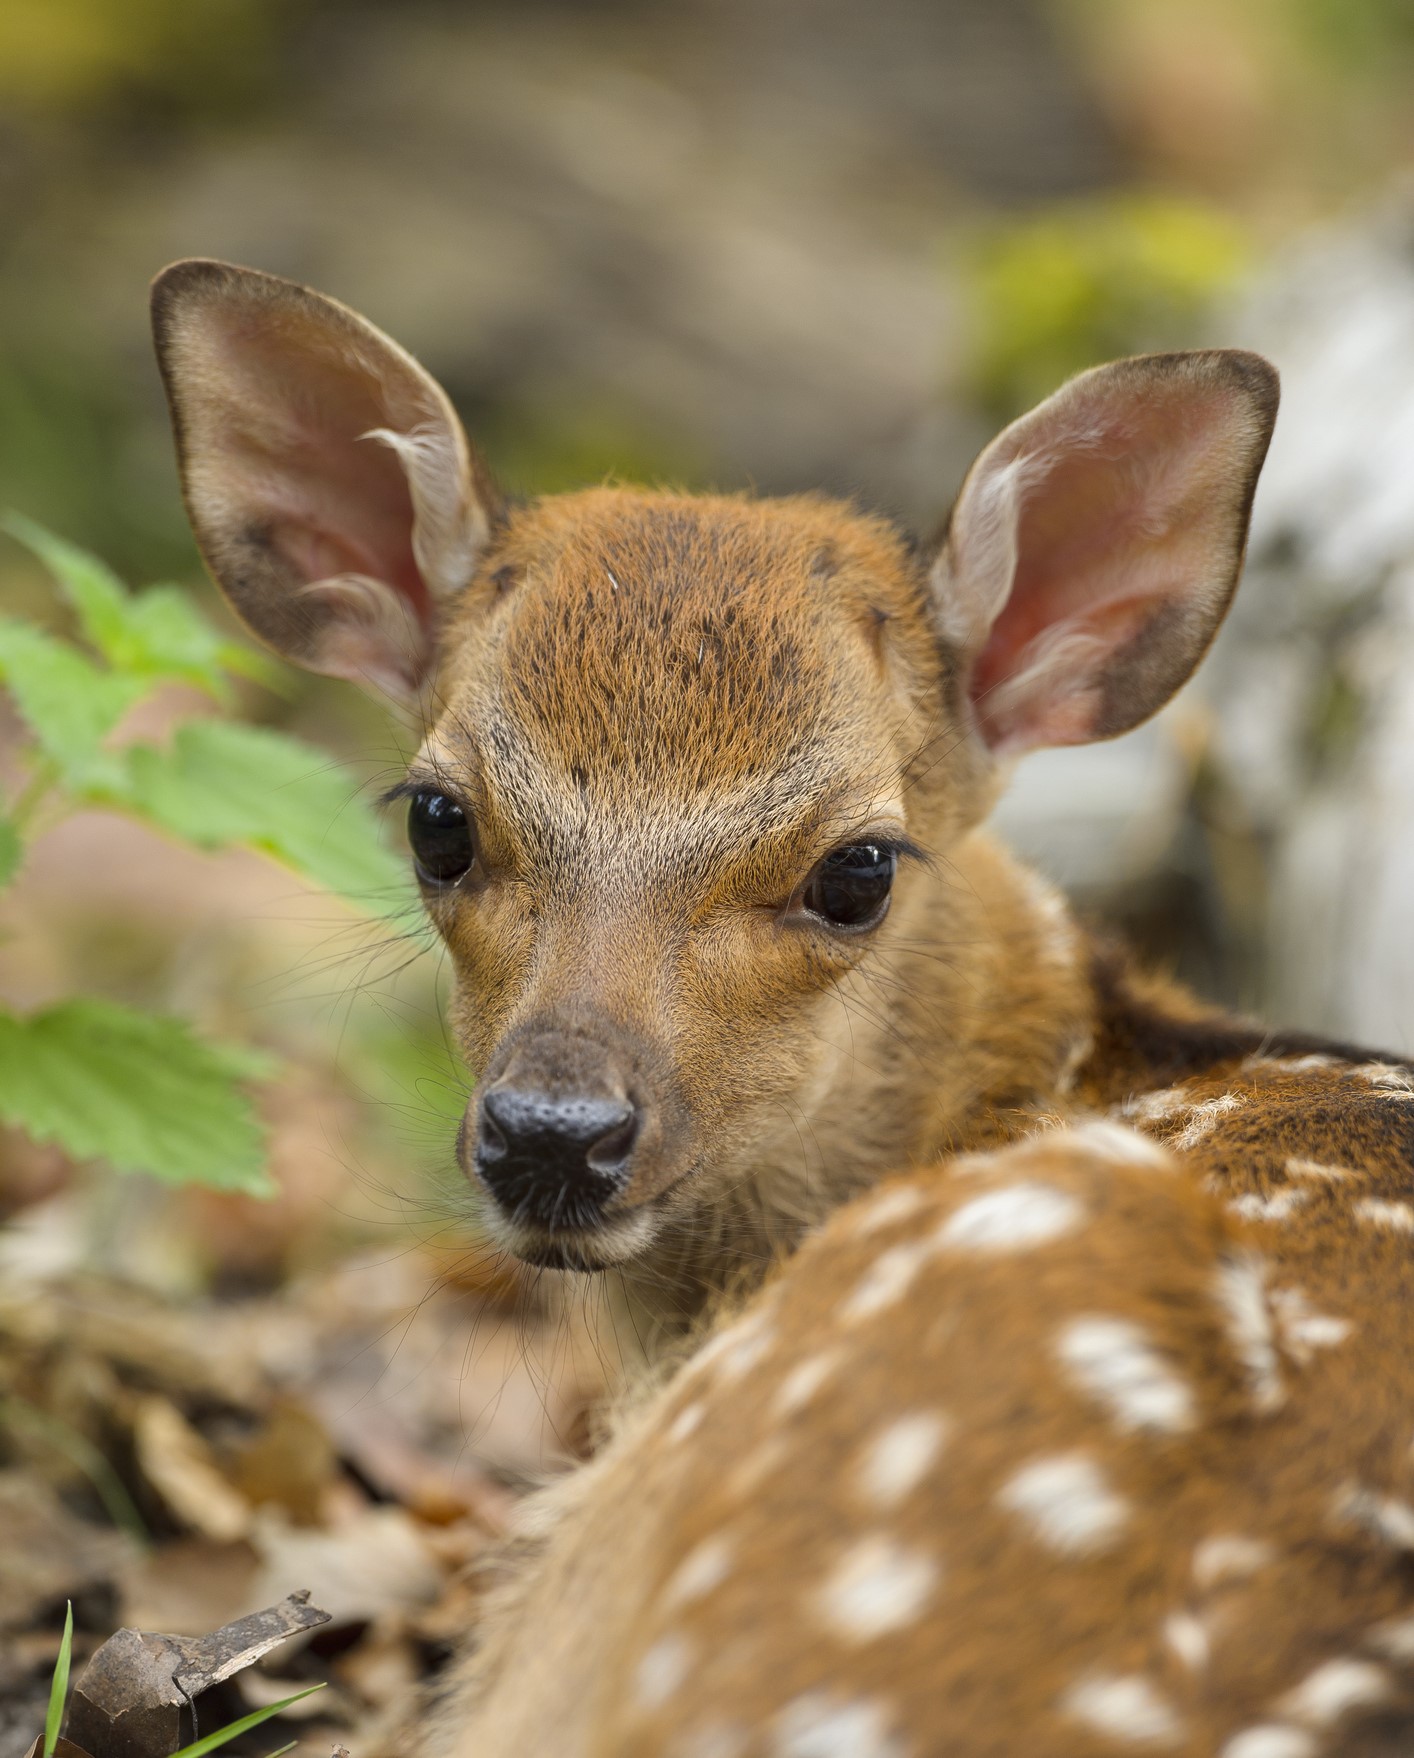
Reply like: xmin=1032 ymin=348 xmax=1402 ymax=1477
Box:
xmin=65 ymin=1627 xmax=187 ymax=1758
xmin=131 ymin=1397 xmax=251 ymax=1542
xmin=220 ymin=1400 xmax=336 ymax=1528
xmin=165 ymin=1591 xmax=331 ymax=1698
xmin=63 ymin=1596 xmax=331 ymax=1758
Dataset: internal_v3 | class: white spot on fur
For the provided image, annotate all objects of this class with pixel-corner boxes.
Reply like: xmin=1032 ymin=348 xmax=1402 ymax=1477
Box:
xmin=665 ymin=1536 xmax=735 ymax=1608
xmin=1355 ymin=1197 xmax=1414 ymax=1232
xmin=1228 ymin=1190 xmax=1307 ymax=1223
xmin=853 ymin=1183 xmax=931 ymax=1236
xmin=774 ymin=1351 xmax=842 ymax=1417
xmin=1243 ymin=1051 xmax=1338 ymax=1075
xmin=687 ymin=1311 xmax=775 ymax=1386
xmin=998 ymin=1452 xmax=1130 ymax=1555
xmin=840 ymin=1241 xmax=933 ymax=1323
xmin=1056 ymin=1316 xmax=1196 ymax=1435
xmin=1331 ymin=1482 xmax=1414 ymax=1550
xmin=1285 ymin=1157 xmax=1352 ymax=1183
xmin=669 ymin=1403 xmax=705 ymax=1445
xmin=1276 ymin=1657 xmax=1391 ymax=1726
xmin=816 ymin=1535 xmax=938 ymax=1641
xmin=1121 ymin=1086 xmax=1196 ymax=1125
xmin=936 ymin=1182 xmax=1084 ymax=1254
xmin=856 ymin=1413 xmax=950 ymax=1507
xmin=1163 ymin=1611 xmax=1210 ymax=1672
xmin=1060 ymin=1673 xmax=1183 ymax=1745
xmin=1270 ymin=1287 xmax=1354 ymax=1360
xmin=634 ymin=1634 xmax=693 ymax=1709
xmin=1220 ymin=1727 xmax=1318 ymax=1758
xmin=1352 ymin=1061 xmax=1414 ymax=1092
xmin=773 ymin=1694 xmax=902 ymax=1758
xmin=1171 ymin=1094 xmax=1243 ymax=1151
xmin=1212 ymin=1255 xmax=1284 ymax=1413
xmin=1367 ymin=1612 xmax=1414 ymax=1661
xmin=1069 ymin=1119 xmax=1174 ymax=1171
xmin=1192 ymin=1534 xmax=1275 ymax=1591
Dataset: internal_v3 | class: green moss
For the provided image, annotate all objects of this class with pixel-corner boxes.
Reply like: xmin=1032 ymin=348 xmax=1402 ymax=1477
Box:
xmin=959 ymin=193 xmax=1249 ymax=420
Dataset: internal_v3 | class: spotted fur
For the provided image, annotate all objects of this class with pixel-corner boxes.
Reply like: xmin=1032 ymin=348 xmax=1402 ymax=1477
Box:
xmin=148 ymin=263 xmax=1414 ymax=1754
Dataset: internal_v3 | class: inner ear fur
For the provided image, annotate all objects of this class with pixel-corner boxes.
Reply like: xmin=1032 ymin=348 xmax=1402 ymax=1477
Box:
xmin=151 ymin=258 xmax=501 ymax=702
xmin=933 ymin=349 xmax=1279 ymax=756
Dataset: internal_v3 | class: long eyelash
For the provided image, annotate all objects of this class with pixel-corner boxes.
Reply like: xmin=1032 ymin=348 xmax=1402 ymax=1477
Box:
xmin=380 ymin=774 xmax=461 ymax=810
xmin=882 ymin=836 xmax=930 ymax=868
xmin=379 ymin=778 xmax=422 ymax=808
xmin=853 ymin=835 xmax=932 ymax=872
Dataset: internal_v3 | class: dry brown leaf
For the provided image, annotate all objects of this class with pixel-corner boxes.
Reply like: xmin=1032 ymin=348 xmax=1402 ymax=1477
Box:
xmin=65 ymin=1627 xmax=188 ymax=1758
xmin=64 ymin=1596 xmax=332 ymax=1758
xmin=220 ymin=1400 xmax=337 ymax=1527
xmin=131 ymin=1396 xmax=251 ymax=1542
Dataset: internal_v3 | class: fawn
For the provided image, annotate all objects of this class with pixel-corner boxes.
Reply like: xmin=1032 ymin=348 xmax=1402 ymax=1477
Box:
xmin=152 ymin=260 xmax=1414 ymax=1753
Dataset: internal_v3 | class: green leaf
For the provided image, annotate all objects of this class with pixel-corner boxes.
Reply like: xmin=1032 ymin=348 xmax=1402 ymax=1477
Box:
xmin=0 ymin=999 xmax=275 ymax=1194
xmin=4 ymin=514 xmax=231 ymax=699
xmin=118 ymin=584 xmax=233 ymax=698
xmin=167 ymin=1685 xmax=325 ymax=1758
xmin=5 ymin=513 xmax=131 ymax=654
xmin=124 ymin=720 xmax=411 ymax=912
xmin=0 ymin=815 xmax=21 ymax=889
xmin=43 ymin=1602 xmax=72 ymax=1758
xmin=0 ymin=617 xmax=141 ymax=790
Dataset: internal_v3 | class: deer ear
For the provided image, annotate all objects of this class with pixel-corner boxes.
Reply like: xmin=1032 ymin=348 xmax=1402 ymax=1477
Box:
xmin=151 ymin=258 xmax=500 ymax=703
xmin=932 ymin=350 xmax=1278 ymax=755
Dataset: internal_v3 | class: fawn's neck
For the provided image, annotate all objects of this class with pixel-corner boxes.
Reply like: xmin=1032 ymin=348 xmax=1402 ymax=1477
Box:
xmin=601 ymin=830 xmax=1100 ymax=1364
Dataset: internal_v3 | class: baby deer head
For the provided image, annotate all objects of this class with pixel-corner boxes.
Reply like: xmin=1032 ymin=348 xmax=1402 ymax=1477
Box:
xmin=152 ymin=259 xmax=1277 ymax=1283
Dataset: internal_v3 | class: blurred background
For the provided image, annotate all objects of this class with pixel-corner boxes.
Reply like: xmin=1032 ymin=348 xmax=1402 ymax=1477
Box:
xmin=5 ymin=0 xmax=1414 ymax=1745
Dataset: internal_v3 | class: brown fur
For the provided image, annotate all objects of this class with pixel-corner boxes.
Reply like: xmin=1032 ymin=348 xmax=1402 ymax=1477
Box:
xmin=149 ymin=262 xmax=1414 ymax=1754
xmin=434 ymin=1036 xmax=1414 ymax=1755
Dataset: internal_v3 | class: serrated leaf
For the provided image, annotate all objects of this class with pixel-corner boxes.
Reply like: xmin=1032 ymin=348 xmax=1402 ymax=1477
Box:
xmin=0 ymin=815 xmax=21 ymax=889
xmin=115 ymin=584 xmax=233 ymax=698
xmin=0 ymin=999 xmax=275 ymax=1194
xmin=0 ymin=617 xmax=142 ymax=789
xmin=124 ymin=720 xmax=411 ymax=912
xmin=5 ymin=514 xmax=231 ymax=699
xmin=5 ymin=513 xmax=131 ymax=653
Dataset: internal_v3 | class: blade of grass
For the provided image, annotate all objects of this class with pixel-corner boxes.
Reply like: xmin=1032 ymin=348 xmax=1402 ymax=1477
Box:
xmin=1 ymin=1395 xmax=150 ymax=1545
xmin=43 ymin=1603 xmax=73 ymax=1758
xmin=168 ymin=1684 xmax=325 ymax=1758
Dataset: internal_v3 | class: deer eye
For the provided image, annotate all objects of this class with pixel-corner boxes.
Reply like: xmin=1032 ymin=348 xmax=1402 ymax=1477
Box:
xmin=801 ymin=844 xmax=896 ymax=930
xmin=408 ymin=792 xmax=475 ymax=885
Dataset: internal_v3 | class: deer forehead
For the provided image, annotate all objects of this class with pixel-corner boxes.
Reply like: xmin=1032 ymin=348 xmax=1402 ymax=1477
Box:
xmin=421 ymin=492 xmax=928 ymax=878
xmin=437 ymin=487 xmax=938 ymax=788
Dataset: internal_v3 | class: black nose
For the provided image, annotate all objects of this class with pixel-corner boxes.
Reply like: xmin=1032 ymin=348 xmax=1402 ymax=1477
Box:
xmin=474 ymin=1087 xmax=638 ymax=1226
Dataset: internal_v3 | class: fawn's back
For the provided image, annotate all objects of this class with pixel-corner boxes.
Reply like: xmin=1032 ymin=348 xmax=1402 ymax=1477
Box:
xmin=439 ymin=1010 xmax=1414 ymax=1756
